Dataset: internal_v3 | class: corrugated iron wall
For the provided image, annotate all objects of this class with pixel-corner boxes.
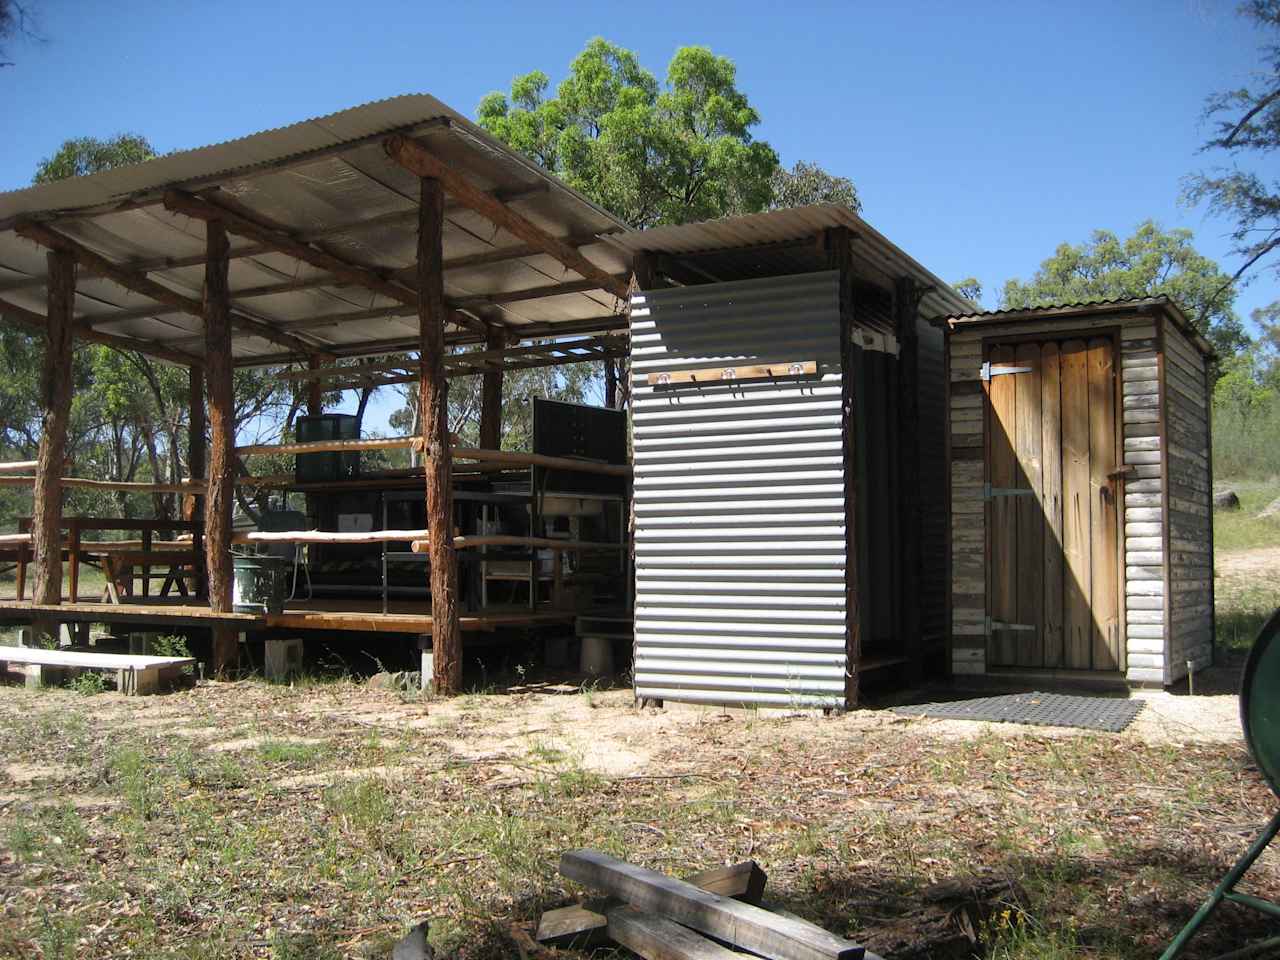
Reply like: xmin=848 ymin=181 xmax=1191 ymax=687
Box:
xmin=631 ymin=272 xmax=848 ymax=708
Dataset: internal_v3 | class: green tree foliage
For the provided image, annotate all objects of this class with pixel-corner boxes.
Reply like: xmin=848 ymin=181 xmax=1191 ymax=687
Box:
xmin=478 ymin=38 xmax=778 ymax=227
xmin=999 ymin=221 xmax=1248 ymax=360
xmin=952 ymin=277 xmax=983 ymax=305
xmin=34 ymin=134 xmax=156 ymax=182
xmin=770 ymin=160 xmax=860 ymax=212
xmin=1184 ymin=1 xmax=1280 ymax=321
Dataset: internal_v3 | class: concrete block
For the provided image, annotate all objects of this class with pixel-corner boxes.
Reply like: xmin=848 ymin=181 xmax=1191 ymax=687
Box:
xmin=264 ymin=637 xmax=303 ymax=682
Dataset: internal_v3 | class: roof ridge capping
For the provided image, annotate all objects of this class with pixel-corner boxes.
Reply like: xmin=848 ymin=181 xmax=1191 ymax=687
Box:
xmin=941 ymin=294 xmax=1216 ymax=359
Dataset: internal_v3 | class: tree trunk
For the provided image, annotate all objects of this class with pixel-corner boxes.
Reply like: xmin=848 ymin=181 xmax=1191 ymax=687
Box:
xmin=32 ymin=250 xmax=76 ymax=608
xmin=605 ymin=359 xmax=618 ymax=410
xmin=419 ymin=177 xmax=461 ymax=695
xmin=479 ymin=326 xmax=505 ymax=450
xmin=186 ymin=366 xmax=206 ymax=522
xmin=203 ymin=220 xmax=237 ymax=675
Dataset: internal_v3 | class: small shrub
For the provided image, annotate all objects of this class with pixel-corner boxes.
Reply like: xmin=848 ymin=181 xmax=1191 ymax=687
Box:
xmin=70 ymin=672 xmax=107 ymax=696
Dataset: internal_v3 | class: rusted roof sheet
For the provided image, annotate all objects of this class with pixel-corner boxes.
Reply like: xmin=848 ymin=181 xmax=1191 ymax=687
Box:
xmin=944 ymin=296 xmax=1216 ymax=358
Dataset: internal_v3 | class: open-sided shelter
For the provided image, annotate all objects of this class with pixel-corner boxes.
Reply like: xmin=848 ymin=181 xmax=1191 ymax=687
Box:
xmin=0 ymin=95 xmax=634 ymax=691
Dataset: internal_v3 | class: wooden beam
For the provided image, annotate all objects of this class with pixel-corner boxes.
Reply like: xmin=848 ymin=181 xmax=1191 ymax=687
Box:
xmin=444 ymin=234 xmax=606 ymax=271
xmin=32 ymin=250 xmax=76 ymax=608
xmin=0 ymin=295 xmax=205 ymax=366
xmin=0 ymin=476 xmax=204 ymax=493
xmin=164 ymin=190 xmax=419 ymax=307
xmin=236 ymin=436 xmax=424 ymax=457
xmin=605 ymin=906 xmax=742 ymax=960
xmin=419 ymin=176 xmax=461 ymax=695
xmin=413 ymin=535 xmax=625 ymax=553
xmin=203 ymin=220 xmax=236 ymax=674
xmin=479 ymin=326 xmax=505 ymax=450
xmin=451 ymin=277 xmax=624 ymax=308
xmin=385 ymin=135 xmax=630 ymax=301
xmin=559 ymin=851 xmax=865 ymax=960
xmin=450 ymin=446 xmax=631 ymax=477
xmin=13 ymin=220 xmax=325 ymax=359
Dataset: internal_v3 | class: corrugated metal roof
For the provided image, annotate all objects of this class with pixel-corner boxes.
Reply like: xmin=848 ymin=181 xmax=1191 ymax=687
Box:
xmin=0 ymin=94 xmax=632 ymax=365
xmin=606 ymin=204 xmax=975 ymax=321
xmin=943 ymin=295 xmax=1216 ymax=358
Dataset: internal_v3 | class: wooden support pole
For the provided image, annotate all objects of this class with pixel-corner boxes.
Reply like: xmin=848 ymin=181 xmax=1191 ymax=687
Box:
xmin=895 ymin=276 xmax=923 ymax=683
xmin=385 ymin=135 xmax=630 ymax=301
xmin=479 ymin=326 xmax=505 ymax=451
xmin=825 ymin=228 xmax=862 ymax=710
xmin=419 ymin=176 xmax=461 ymax=695
xmin=307 ymin=356 xmax=323 ymax=417
xmin=203 ymin=220 xmax=237 ymax=675
xmin=186 ymin=366 xmax=206 ymax=522
xmin=32 ymin=250 xmax=76 ymax=608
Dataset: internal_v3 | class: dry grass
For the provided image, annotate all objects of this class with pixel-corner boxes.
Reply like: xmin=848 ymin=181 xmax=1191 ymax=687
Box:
xmin=0 ymin=677 xmax=1273 ymax=960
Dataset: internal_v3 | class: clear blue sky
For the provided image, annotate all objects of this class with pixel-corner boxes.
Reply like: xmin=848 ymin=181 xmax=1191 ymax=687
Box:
xmin=0 ymin=0 xmax=1270 ymax=422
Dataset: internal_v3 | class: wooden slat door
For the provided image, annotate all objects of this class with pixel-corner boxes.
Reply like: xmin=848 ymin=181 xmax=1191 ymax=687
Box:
xmin=985 ymin=336 xmax=1121 ymax=671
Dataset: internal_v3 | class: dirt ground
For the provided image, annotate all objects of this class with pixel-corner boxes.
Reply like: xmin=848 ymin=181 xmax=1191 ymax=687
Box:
xmin=0 ymin=666 xmax=1275 ymax=960
xmin=0 ymin=545 xmax=1276 ymax=958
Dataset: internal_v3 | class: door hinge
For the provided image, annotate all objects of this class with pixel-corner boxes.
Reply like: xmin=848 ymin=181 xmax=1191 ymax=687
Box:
xmin=984 ymin=483 xmax=1035 ymax=500
xmin=980 ymin=362 xmax=1034 ymax=381
xmin=986 ymin=617 xmax=1037 ymax=636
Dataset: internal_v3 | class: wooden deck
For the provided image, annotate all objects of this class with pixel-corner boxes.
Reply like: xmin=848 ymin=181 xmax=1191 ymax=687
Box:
xmin=0 ymin=597 xmax=575 ymax=635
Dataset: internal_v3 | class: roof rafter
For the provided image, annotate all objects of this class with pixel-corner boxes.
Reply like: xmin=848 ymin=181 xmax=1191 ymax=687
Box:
xmin=163 ymin=189 xmax=492 ymax=336
xmin=14 ymin=219 xmax=329 ymax=359
xmin=384 ymin=134 xmax=630 ymax=301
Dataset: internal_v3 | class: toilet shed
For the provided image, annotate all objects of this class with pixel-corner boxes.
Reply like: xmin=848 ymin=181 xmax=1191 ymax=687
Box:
xmin=614 ymin=205 xmax=970 ymax=709
xmin=943 ymin=297 xmax=1215 ymax=686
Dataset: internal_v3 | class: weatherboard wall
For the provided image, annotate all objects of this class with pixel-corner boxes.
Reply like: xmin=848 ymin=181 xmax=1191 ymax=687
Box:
xmin=947 ymin=308 xmax=1214 ymax=685
xmin=1160 ymin=318 xmax=1214 ymax=680
xmin=630 ymin=272 xmax=848 ymax=709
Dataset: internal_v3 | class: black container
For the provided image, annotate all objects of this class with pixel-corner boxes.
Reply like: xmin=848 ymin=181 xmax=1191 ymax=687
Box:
xmin=295 ymin=414 xmax=360 ymax=483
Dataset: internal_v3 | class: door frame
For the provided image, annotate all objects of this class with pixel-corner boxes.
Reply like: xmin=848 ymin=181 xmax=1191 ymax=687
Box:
xmin=980 ymin=326 xmax=1126 ymax=673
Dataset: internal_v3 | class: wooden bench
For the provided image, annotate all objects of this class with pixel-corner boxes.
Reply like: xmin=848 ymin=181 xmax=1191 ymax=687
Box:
xmin=0 ymin=646 xmax=195 ymax=695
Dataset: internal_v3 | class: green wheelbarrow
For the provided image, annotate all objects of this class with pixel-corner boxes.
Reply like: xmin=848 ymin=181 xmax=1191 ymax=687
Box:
xmin=1160 ymin=607 xmax=1280 ymax=959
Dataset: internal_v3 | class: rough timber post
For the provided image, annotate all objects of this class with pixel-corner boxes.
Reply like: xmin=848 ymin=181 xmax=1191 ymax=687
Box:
xmin=203 ymin=220 xmax=237 ymax=674
xmin=307 ymin=355 xmax=323 ymax=417
xmin=419 ymin=176 xmax=461 ymax=694
xmin=32 ymin=250 xmax=76 ymax=624
xmin=604 ymin=359 xmax=618 ymax=410
xmin=824 ymin=228 xmax=861 ymax=710
xmin=478 ymin=325 xmax=505 ymax=450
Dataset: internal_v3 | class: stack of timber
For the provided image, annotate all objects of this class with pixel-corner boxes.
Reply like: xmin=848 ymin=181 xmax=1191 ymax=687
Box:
xmin=530 ymin=851 xmax=877 ymax=960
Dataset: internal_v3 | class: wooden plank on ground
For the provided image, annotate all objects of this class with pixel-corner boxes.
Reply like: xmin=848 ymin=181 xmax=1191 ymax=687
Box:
xmin=1040 ymin=342 xmax=1065 ymax=668
xmin=605 ymin=905 xmax=744 ymax=960
xmin=560 ymin=850 xmax=864 ymax=960
xmin=1060 ymin=340 xmax=1093 ymax=670
xmin=537 ymin=860 xmax=768 ymax=949
xmin=986 ymin=345 xmax=1018 ymax=667
xmin=1013 ymin=342 xmax=1044 ymax=668
xmin=1088 ymin=337 xmax=1121 ymax=670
